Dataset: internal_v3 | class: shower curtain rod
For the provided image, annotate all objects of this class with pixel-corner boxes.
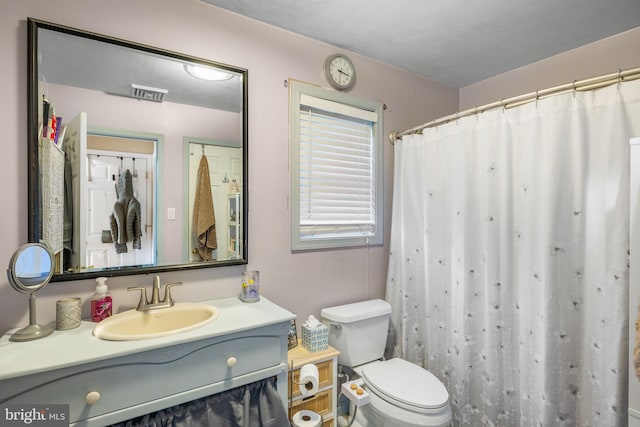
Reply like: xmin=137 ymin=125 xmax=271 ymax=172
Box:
xmin=388 ymin=66 xmax=640 ymax=144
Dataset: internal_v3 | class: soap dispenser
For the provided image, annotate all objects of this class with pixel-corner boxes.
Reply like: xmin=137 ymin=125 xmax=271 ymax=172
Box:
xmin=91 ymin=277 xmax=113 ymax=322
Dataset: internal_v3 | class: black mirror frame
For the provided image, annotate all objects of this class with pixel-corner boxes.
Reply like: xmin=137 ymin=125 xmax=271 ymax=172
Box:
xmin=27 ymin=18 xmax=249 ymax=282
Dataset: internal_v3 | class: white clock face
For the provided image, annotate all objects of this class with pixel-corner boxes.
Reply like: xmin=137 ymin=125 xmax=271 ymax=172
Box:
xmin=327 ymin=55 xmax=355 ymax=90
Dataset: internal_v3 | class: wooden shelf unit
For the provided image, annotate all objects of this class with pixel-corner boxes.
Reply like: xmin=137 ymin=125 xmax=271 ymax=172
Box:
xmin=288 ymin=345 xmax=340 ymax=427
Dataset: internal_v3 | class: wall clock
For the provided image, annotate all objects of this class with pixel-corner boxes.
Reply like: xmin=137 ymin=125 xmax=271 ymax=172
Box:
xmin=324 ymin=53 xmax=356 ymax=91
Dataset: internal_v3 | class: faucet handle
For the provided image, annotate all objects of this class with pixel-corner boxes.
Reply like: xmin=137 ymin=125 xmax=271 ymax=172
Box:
xmin=127 ymin=287 xmax=148 ymax=310
xmin=163 ymin=282 xmax=182 ymax=305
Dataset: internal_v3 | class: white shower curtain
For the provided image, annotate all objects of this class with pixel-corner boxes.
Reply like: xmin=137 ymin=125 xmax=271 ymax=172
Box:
xmin=386 ymin=79 xmax=640 ymax=426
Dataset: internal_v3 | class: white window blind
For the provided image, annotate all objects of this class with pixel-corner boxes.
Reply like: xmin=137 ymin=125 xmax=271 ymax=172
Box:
xmin=291 ymin=83 xmax=383 ymax=250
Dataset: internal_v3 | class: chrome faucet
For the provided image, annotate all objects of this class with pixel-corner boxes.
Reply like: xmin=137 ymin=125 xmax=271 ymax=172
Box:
xmin=128 ymin=276 xmax=182 ymax=311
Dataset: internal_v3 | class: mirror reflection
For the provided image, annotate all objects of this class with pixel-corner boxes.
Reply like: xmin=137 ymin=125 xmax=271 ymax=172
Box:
xmin=28 ymin=19 xmax=248 ymax=281
xmin=184 ymin=139 xmax=243 ymax=263
xmin=11 ymin=244 xmax=54 ymax=289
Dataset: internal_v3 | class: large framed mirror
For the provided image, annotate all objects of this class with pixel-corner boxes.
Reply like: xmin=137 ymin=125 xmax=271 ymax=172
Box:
xmin=27 ymin=18 xmax=248 ymax=281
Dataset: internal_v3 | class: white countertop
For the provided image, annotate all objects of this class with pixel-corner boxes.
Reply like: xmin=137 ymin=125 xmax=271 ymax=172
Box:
xmin=0 ymin=296 xmax=295 ymax=381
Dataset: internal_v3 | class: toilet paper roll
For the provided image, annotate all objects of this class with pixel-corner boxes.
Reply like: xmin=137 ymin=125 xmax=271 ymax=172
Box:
xmin=298 ymin=363 xmax=319 ymax=398
xmin=292 ymin=410 xmax=322 ymax=427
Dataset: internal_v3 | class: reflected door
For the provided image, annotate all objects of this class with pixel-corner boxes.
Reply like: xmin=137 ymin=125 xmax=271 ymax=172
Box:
xmin=187 ymin=143 xmax=242 ymax=262
xmin=63 ymin=112 xmax=87 ymax=272
xmin=84 ymin=152 xmax=154 ymax=269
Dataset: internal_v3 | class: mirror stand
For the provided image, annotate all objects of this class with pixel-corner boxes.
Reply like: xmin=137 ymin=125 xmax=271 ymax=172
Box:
xmin=7 ymin=243 xmax=55 ymax=342
xmin=10 ymin=293 xmax=54 ymax=342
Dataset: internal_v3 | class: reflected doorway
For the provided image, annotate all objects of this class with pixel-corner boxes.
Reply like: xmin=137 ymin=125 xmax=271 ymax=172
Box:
xmin=78 ymin=134 xmax=156 ymax=271
xmin=184 ymin=140 xmax=242 ymax=262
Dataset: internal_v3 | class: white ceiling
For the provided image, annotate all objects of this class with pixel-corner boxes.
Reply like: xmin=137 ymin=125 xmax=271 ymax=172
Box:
xmin=200 ymin=0 xmax=640 ymax=88
xmin=40 ymin=26 xmax=243 ymax=112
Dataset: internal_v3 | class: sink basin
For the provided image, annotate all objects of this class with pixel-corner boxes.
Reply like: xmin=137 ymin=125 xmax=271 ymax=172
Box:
xmin=93 ymin=303 xmax=219 ymax=341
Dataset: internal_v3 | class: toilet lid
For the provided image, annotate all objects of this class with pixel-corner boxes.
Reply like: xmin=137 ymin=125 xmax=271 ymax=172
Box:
xmin=362 ymin=358 xmax=449 ymax=411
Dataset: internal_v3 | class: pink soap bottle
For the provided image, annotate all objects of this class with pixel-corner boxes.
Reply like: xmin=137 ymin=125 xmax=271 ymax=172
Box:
xmin=91 ymin=277 xmax=112 ymax=322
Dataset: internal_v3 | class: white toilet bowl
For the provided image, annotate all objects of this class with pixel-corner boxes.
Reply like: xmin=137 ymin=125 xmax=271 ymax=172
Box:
xmin=320 ymin=300 xmax=452 ymax=427
xmin=350 ymin=358 xmax=451 ymax=427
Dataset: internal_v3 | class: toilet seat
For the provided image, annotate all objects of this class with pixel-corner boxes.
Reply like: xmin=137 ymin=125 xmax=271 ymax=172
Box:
xmin=364 ymin=386 xmax=452 ymax=427
xmin=362 ymin=358 xmax=449 ymax=413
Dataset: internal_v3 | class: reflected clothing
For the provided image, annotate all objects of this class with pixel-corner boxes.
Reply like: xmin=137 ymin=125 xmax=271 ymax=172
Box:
xmin=192 ymin=154 xmax=217 ymax=260
xmin=110 ymin=169 xmax=142 ymax=254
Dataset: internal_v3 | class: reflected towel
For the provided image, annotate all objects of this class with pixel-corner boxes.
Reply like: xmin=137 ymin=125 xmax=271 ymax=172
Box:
xmin=192 ymin=154 xmax=217 ymax=260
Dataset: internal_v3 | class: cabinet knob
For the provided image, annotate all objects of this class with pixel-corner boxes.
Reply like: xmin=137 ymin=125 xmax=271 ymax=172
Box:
xmin=227 ymin=356 xmax=238 ymax=367
xmin=85 ymin=391 xmax=101 ymax=405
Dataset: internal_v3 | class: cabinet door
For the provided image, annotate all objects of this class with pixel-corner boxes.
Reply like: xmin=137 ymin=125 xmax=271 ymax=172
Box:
xmin=0 ymin=335 xmax=283 ymax=425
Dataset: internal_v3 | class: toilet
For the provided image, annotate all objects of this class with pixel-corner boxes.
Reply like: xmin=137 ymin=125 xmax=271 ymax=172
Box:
xmin=321 ymin=299 xmax=452 ymax=427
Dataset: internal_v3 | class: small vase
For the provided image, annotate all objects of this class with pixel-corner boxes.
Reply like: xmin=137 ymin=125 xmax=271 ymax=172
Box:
xmin=239 ymin=270 xmax=260 ymax=302
xmin=56 ymin=297 xmax=82 ymax=330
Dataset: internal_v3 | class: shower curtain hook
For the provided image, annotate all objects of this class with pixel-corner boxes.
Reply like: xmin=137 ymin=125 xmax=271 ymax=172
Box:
xmin=617 ymin=69 xmax=623 ymax=90
xmin=572 ymin=80 xmax=577 ymax=98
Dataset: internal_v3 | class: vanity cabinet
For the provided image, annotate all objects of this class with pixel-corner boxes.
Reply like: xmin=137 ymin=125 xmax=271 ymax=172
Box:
xmin=288 ymin=345 xmax=340 ymax=427
xmin=0 ymin=297 xmax=294 ymax=427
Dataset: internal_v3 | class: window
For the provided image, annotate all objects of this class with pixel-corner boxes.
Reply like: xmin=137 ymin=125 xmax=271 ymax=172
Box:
xmin=290 ymin=81 xmax=383 ymax=250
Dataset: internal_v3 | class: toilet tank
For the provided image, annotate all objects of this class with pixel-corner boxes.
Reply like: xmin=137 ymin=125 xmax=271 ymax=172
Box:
xmin=320 ymin=299 xmax=391 ymax=367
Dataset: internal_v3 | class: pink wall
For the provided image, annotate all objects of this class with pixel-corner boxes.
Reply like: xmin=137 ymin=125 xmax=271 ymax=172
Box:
xmin=3 ymin=1 xmax=636 ymax=336
xmin=460 ymin=27 xmax=640 ymax=110
xmin=0 ymin=0 xmax=458 ymax=333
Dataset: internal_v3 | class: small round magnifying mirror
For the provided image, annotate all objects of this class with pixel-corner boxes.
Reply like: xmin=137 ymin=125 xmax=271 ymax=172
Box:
xmin=7 ymin=243 xmax=55 ymax=342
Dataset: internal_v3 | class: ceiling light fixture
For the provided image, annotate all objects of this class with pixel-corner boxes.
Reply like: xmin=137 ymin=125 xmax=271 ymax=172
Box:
xmin=184 ymin=64 xmax=233 ymax=81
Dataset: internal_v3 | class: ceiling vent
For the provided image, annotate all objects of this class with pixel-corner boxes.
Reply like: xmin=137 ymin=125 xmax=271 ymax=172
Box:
xmin=130 ymin=84 xmax=168 ymax=102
